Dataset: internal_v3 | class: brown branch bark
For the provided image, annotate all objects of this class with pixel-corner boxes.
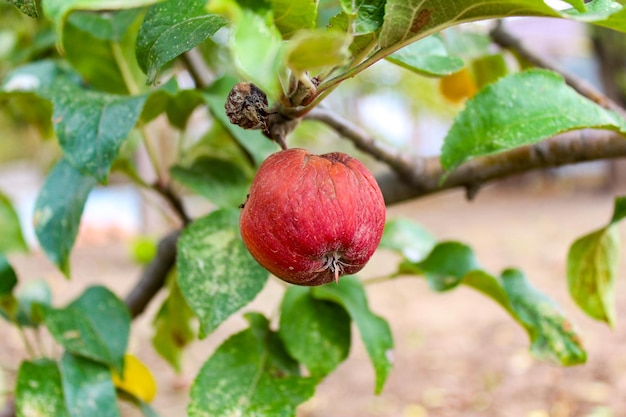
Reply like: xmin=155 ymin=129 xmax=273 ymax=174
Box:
xmin=124 ymin=229 xmax=181 ymax=318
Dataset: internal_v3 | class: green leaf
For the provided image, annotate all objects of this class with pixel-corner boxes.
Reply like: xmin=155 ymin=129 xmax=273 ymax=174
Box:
xmin=462 ymin=270 xmax=515 ymax=316
xmin=386 ymin=35 xmax=464 ymax=77
xmin=43 ymin=286 xmax=130 ymax=372
xmin=285 ymin=29 xmax=351 ymax=74
xmin=270 ymin=0 xmax=318 ymax=38
xmin=62 ymin=14 xmax=142 ymax=95
xmin=419 ymin=242 xmax=480 ymax=291
xmin=567 ymin=226 xmax=619 ymax=326
xmin=379 ymin=218 xmax=436 ymax=262
xmin=471 ymin=53 xmax=509 ymax=89
xmin=379 ymin=1 xmax=560 ymax=51
xmin=136 ymin=0 xmax=227 ymax=84
xmin=0 ymin=255 xmax=17 ymax=296
xmin=210 ymin=0 xmax=283 ymax=98
xmin=340 ymin=0 xmax=387 ymax=35
xmin=502 ymin=269 xmax=587 ymax=366
xmin=202 ymin=77 xmax=279 ymax=166
xmin=279 ymin=286 xmax=351 ymax=378
xmin=60 ymin=353 xmax=121 ymax=417
xmin=0 ymin=255 xmax=18 ymax=321
xmin=67 ymin=9 xmax=144 ymax=41
xmin=610 ymin=195 xmax=626 ymax=224
xmin=7 ymin=0 xmax=39 ymax=17
xmin=313 ymin=276 xmax=393 ymax=394
xmin=188 ymin=312 xmax=317 ymax=417
xmin=165 ymin=89 xmax=204 ymax=129
xmin=0 ymin=191 xmax=28 ymax=253
xmin=152 ymin=273 xmax=195 ymax=373
xmin=41 ymin=0 xmax=160 ymax=48
xmin=16 ymin=359 xmax=70 ymax=417
xmin=15 ymin=279 xmax=52 ymax=327
xmin=48 ymin=79 xmax=147 ymax=181
xmin=33 ymin=158 xmax=97 ymax=277
xmin=177 ymin=209 xmax=269 ymax=338
xmin=441 ymin=69 xmax=626 ymax=171
xmin=170 ymin=156 xmax=251 ymax=208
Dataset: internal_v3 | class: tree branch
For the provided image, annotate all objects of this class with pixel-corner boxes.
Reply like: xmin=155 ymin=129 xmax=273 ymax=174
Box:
xmin=124 ymin=229 xmax=181 ymax=318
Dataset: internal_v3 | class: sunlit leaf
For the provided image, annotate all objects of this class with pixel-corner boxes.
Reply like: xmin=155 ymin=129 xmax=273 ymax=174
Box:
xmin=567 ymin=227 xmax=618 ymax=326
xmin=419 ymin=241 xmax=479 ymax=291
xmin=0 ymin=191 xmax=27 ymax=253
xmin=379 ymin=218 xmax=436 ymax=262
xmin=270 ymin=0 xmax=318 ymax=38
xmin=16 ymin=359 xmax=69 ymax=417
xmin=441 ymin=70 xmax=626 ymax=171
xmin=112 ymin=354 xmax=157 ymax=403
xmin=285 ymin=29 xmax=351 ymax=74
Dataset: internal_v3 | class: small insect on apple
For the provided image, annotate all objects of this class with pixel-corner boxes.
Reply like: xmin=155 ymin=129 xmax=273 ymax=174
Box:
xmin=240 ymin=148 xmax=386 ymax=286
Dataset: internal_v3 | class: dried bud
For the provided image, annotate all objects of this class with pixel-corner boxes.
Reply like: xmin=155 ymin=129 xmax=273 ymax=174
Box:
xmin=225 ymin=82 xmax=269 ymax=131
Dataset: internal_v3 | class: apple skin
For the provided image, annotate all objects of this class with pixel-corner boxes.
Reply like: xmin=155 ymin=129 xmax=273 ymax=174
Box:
xmin=240 ymin=148 xmax=386 ymax=286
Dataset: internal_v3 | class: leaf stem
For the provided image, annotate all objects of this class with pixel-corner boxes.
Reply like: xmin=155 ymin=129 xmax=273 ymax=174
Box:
xmin=16 ymin=326 xmax=36 ymax=358
xmin=111 ymin=41 xmax=141 ymax=96
xmin=361 ymin=273 xmax=400 ymax=286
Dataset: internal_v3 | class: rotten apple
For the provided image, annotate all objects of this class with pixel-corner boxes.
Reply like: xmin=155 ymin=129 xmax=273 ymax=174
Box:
xmin=239 ymin=148 xmax=386 ymax=286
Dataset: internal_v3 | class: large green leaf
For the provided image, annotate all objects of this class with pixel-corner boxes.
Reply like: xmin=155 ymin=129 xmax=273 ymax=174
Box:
xmin=379 ymin=218 xmax=436 ymax=262
xmin=380 ymin=1 xmax=558 ymax=51
xmin=67 ymin=8 xmax=144 ymax=41
xmin=136 ymin=0 xmax=227 ymax=84
xmin=567 ymin=227 xmax=618 ymax=327
xmin=209 ymin=0 xmax=283 ymax=98
xmin=7 ymin=0 xmax=39 ymax=17
xmin=177 ymin=209 xmax=269 ymax=338
xmin=501 ymin=269 xmax=586 ymax=366
xmin=152 ymin=273 xmax=195 ymax=372
xmin=386 ymin=35 xmax=464 ymax=77
xmin=33 ymin=158 xmax=97 ymax=277
xmin=60 ymin=353 xmax=121 ymax=417
xmin=285 ymin=29 xmax=352 ymax=74
xmin=16 ymin=359 xmax=70 ymax=417
xmin=418 ymin=241 xmax=480 ymax=292
xmin=188 ymin=313 xmax=317 ymax=417
xmin=170 ymin=156 xmax=251 ymax=208
xmin=340 ymin=0 xmax=387 ymax=35
xmin=47 ymin=78 xmax=147 ymax=181
xmin=202 ymin=77 xmax=279 ymax=166
xmin=42 ymin=286 xmax=131 ymax=372
xmin=279 ymin=286 xmax=351 ymax=378
xmin=441 ymin=69 xmax=626 ymax=171
xmin=41 ymin=0 xmax=160 ymax=47
xmin=270 ymin=0 xmax=318 ymax=38
xmin=0 ymin=191 xmax=27 ymax=253
xmin=313 ymin=276 xmax=393 ymax=394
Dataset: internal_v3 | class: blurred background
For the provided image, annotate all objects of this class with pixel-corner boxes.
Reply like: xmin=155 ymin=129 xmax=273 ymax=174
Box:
xmin=2 ymin=2 xmax=626 ymax=416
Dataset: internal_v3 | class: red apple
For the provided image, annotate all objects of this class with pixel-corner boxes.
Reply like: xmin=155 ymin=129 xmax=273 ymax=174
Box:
xmin=240 ymin=148 xmax=386 ymax=286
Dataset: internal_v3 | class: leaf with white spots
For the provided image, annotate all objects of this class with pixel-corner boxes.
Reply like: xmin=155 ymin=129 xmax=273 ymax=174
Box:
xmin=312 ymin=276 xmax=393 ymax=394
xmin=60 ymin=353 xmax=121 ymax=417
xmin=33 ymin=158 xmax=97 ymax=277
xmin=42 ymin=286 xmax=131 ymax=372
xmin=279 ymin=286 xmax=351 ymax=378
xmin=16 ymin=359 xmax=70 ymax=417
xmin=189 ymin=313 xmax=317 ymax=417
xmin=177 ymin=209 xmax=269 ymax=338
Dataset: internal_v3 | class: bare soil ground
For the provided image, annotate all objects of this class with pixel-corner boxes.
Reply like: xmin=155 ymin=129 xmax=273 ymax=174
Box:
xmin=3 ymin=184 xmax=626 ymax=417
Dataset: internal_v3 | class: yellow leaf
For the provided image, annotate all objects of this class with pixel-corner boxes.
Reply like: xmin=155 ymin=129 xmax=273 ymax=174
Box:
xmin=112 ymin=354 xmax=157 ymax=402
xmin=439 ymin=67 xmax=477 ymax=103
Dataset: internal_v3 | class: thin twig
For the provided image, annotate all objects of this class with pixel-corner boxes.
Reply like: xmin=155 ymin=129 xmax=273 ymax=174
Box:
xmin=490 ymin=21 xmax=626 ymax=119
xmin=152 ymin=181 xmax=191 ymax=226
